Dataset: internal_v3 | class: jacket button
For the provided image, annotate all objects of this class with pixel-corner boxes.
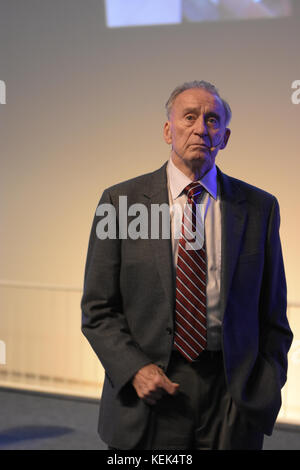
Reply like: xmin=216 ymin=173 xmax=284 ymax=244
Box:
xmin=166 ymin=327 xmax=172 ymax=335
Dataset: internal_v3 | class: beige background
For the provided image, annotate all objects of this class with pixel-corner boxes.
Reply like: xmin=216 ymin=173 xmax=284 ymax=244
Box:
xmin=0 ymin=0 xmax=299 ymax=421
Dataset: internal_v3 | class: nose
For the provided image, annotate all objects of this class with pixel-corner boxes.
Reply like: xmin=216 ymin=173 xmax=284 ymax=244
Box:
xmin=193 ymin=116 xmax=208 ymax=137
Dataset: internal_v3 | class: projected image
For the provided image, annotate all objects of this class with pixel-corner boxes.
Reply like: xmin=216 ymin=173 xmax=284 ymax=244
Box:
xmin=105 ymin=0 xmax=292 ymax=28
xmin=183 ymin=0 xmax=292 ymax=22
xmin=105 ymin=0 xmax=182 ymax=27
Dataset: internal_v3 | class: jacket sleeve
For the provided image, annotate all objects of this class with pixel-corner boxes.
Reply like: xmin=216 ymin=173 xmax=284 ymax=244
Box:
xmin=81 ymin=189 xmax=152 ymax=395
xmin=259 ymin=196 xmax=293 ymax=387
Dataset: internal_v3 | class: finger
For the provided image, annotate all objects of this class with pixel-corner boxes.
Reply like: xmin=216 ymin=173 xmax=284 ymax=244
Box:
xmin=161 ymin=378 xmax=180 ymax=395
xmin=169 ymin=382 xmax=180 ymax=395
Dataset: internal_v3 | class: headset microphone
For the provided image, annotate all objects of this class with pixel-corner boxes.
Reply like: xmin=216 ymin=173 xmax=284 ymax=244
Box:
xmin=209 ymin=137 xmax=224 ymax=153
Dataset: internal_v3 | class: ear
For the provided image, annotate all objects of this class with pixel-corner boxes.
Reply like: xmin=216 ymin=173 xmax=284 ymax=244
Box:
xmin=220 ymin=128 xmax=231 ymax=149
xmin=163 ymin=121 xmax=172 ymax=145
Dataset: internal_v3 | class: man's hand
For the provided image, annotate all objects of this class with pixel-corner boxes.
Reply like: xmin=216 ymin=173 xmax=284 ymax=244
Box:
xmin=132 ymin=364 xmax=179 ymax=406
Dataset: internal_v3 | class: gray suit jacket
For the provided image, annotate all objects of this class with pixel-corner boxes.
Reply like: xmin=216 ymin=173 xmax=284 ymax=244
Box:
xmin=81 ymin=162 xmax=293 ymax=449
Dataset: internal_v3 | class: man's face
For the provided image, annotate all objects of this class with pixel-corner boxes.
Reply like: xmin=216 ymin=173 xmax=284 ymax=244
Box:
xmin=163 ymin=88 xmax=231 ymax=177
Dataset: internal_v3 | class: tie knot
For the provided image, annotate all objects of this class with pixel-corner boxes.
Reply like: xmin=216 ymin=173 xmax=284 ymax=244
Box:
xmin=184 ymin=182 xmax=204 ymax=201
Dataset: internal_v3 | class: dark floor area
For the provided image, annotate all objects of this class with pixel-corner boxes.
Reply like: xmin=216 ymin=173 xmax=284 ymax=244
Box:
xmin=0 ymin=387 xmax=299 ymax=450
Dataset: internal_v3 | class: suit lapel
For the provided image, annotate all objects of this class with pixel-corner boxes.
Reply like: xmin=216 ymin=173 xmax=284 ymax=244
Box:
xmin=217 ymin=168 xmax=248 ymax=319
xmin=143 ymin=162 xmax=175 ymax=312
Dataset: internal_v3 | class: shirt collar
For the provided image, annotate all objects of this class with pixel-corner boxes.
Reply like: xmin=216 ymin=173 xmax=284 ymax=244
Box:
xmin=167 ymin=157 xmax=218 ymax=201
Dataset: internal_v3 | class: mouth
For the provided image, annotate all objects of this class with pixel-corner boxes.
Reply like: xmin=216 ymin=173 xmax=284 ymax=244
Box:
xmin=189 ymin=144 xmax=208 ymax=149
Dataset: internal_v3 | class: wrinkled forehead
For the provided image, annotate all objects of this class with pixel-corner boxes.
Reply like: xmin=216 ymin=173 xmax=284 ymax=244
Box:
xmin=171 ymin=88 xmax=226 ymax=121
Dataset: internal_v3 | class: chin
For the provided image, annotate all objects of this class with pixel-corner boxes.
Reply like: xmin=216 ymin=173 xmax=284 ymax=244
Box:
xmin=190 ymin=156 xmax=214 ymax=173
xmin=189 ymin=154 xmax=210 ymax=166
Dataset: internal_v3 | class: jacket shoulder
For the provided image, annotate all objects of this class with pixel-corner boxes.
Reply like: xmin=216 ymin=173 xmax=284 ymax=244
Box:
xmin=103 ymin=162 xmax=167 ymax=197
xmin=220 ymin=170 xmax=278 ymax=206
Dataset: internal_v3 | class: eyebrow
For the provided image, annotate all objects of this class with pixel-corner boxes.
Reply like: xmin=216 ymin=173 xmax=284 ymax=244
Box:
xmin=182 ymin=108 xmax=221 ymax=121
xmin=182 ymin=107 xmax=199 ymax=115
xmin=205 ymin=112 xmax=221 ymax=121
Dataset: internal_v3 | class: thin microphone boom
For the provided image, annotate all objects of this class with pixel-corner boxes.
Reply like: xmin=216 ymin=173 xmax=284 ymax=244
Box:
xmin=209 ymin=137 xmax=223 ymax=152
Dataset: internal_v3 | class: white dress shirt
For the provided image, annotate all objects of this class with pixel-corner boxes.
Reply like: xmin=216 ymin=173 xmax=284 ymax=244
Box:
xmin=167 ymin=157 xmax=222 ymax=351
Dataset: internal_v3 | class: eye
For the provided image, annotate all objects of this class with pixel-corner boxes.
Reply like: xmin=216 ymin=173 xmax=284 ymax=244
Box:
xmin=207 ymin=116 xmax=219 ymax=126
xmin=185 ymin=114 xmax=195 ymax=122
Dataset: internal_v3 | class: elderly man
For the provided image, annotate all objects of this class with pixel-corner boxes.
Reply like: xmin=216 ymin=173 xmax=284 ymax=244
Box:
xmin=81 ymin=80 xmax=293 ymax=450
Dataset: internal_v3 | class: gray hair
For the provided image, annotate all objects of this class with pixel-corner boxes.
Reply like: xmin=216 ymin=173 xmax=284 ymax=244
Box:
xmin=165 ymin=80 xmax=232 ymax=126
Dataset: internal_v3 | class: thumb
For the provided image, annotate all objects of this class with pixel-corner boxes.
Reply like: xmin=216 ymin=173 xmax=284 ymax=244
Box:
xmin=162 ymin=376 xmax=180 ymax=395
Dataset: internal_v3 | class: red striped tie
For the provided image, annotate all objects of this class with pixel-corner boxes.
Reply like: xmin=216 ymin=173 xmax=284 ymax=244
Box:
xmin=173 ymin=182 xmax=207 ymax=361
